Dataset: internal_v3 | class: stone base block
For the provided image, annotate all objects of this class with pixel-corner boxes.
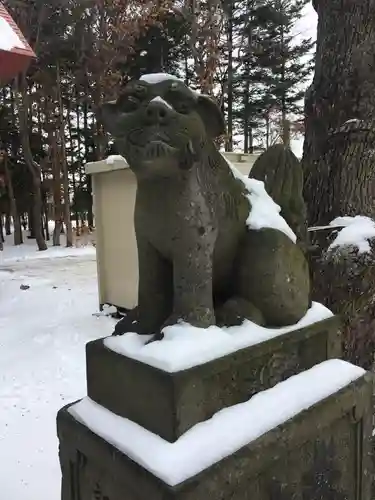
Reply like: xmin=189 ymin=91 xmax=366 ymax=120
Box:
xmin=58 ymin=371 xmax=372 ymax=500
xmin=86 ymin=316 xmax=340 ymax=442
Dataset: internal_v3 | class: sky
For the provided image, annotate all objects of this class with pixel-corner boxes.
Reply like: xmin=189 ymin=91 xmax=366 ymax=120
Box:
xmin=290 ymin=2 xmax=318 ymax=157
xmin=297 ymin=2 xmax=318 ymax=40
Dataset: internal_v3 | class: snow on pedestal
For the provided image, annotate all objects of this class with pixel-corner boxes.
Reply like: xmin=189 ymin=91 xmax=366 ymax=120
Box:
xmin=68 ymin=359 xmax=365 ymax=487
xmin=104 ymin=301 xmax=332 ymax=373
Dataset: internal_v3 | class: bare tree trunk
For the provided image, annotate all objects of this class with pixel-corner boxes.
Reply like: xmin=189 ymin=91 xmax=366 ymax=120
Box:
xmin=184 ymin=33 xmax=190 ymax=86
xmin=282 ymin=117 xmax=291 ymax=148
xmin=243 ymin=81 xmax=249 ymax=153
xmin=16 ymin=74 xmax=47 ymax=251
xmin=27 ymin=208 xmax=34 ymax=237
xmin=62 ymin=168 xmax=72 ymax=247
xmin=4 ymin=211 xmax=11 ymax=235
xmin=225 ymin=1 xmax=233 ymax=152
xmin=0 ymin=216 xmax=4 ymax=247
xmin=3 ymin=154 xmax=22 ymax=245
xmin=51 ymin=130 xmax=62 ymax=247
xmin=265 ymin=111 xmax=270 ymax=149
xmin=44 ymin=212 xmax=50 ymax=241
xmin=249 ymin=127 xmax=253 ymax=153
xmin=243 ymin=4 xmax=255 ymax=154
xmin=303 ymin=0 xmax=375 ymax=226
xmin=67 ymin=100 xmax=78 ymax=228
xmin=185 ymin=0 xmax=223 ymax=95
xmin=56 ymin=62 xmax=73 ymax=247
xmin=280 ymin=13 xmax=290 ymax=148
xmin=302 ymin=0 xmax=375 ymax=368
xmin=83 ymin=96 xmax=94 ymax=228
xmin=41 ymin=171 xmax=50 ymax=241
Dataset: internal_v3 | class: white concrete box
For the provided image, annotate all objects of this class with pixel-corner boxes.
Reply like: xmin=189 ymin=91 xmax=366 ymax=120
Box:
xmin=86 ymin=152 xmax=258 ymax=311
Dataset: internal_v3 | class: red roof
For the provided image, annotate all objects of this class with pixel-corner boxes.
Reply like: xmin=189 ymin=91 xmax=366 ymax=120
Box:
xmin=0 ymin=2 xmax=36 ymax=82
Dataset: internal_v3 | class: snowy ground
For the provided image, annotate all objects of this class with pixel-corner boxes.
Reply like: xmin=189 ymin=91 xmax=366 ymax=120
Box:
xmin=0 ymin=224 xmax=361 ymax=499
xmin=0 ymin=234 xmax=115 ymax=500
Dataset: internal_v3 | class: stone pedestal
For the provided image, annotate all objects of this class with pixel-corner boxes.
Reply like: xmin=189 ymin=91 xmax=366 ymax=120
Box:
xmin=86 ymin=317 xmax=341 ymax=442
xmin=58 ymin=372 xmax=372 ymax=500
xmin=57 ymin=316 xmax=373 ymax=500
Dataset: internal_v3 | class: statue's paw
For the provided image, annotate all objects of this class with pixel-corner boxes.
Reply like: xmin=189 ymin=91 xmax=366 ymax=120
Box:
xmin=139 ymin=314 xmax=184 ymax=344
xmin=112 ymin=308 xmax=140 ymax=336
xmin=160 ymin=310 xmax=215 ymax=331
xmin=215 ymin=297 xmax=265 ymax=327
xmin=160 ymin=314 xmax=182 ymax=330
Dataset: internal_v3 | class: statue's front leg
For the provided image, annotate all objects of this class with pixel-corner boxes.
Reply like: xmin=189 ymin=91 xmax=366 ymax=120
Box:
xmin=163 ymin=236 xmax=216 ymax=330
xmin=113 ymin=236 xmax=172 ymax=336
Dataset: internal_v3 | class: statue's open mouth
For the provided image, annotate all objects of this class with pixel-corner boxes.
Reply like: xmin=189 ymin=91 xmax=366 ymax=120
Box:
xmin=143 ymin=140 xmax=178 ymax=160
xmin=128 ymin=129 xmax=173 ymax=147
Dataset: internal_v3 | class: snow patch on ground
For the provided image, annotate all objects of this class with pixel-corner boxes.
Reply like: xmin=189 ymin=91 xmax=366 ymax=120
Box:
xmin=0 ymin=244 xmax=95 ymax=264
xmin=69 ymin=359 xmax=365 ymax=487
xmin=0 ymin=237 xmax=115 ymax=500
xmin=329 ymin=215 xmax=375 ymax=253
xmin=94 ymin=304 xmax=118 ymax=317
xmin=0 ymin=229 xmax=329 ymax=499
xmin=0 ymin=228 xmax=95 ymax=264
xmin=0 ymin=16 xmax=24 ymax=51
xmin=225 ymin=157 xmax=297 ymax=242
xmin=105 ymin=302 xmax=332 ymax=372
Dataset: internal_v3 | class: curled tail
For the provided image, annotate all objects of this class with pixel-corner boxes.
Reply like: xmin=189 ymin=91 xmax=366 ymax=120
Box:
xmin=250 ymin=144 xmax=308 ymax=247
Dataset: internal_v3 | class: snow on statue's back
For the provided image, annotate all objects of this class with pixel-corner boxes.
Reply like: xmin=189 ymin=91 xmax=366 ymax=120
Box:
xmin=227 ymin=158 xmax=297 ymax=242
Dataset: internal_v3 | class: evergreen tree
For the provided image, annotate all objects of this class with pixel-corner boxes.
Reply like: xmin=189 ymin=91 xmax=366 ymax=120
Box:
xmin=0 ymin=0 xmax=314 ymax=249
xmin=232 ymin=0 xmax=271 ymax=152
xmin=222 ymin=0 xmax=313 ymax=151
xmin=250 ymin=0 xmax=314 ymax=146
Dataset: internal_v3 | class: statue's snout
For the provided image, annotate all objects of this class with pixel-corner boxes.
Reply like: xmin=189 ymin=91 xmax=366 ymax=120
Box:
xmin=144 ymin=98 xmax=173 ymax=126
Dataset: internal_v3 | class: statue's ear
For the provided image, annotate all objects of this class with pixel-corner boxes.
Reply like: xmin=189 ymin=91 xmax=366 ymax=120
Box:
xmin=196 ymin=94 xmax=226 ymax=139
xmin=100 ymin=100 xmax=118 ymax=136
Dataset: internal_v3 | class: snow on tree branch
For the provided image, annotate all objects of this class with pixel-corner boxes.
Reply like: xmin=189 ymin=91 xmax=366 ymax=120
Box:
xmin=328 ymin=216 xmax=375 ymax=254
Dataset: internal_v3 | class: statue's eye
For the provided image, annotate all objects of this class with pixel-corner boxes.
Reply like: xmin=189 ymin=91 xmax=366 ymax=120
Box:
xmin=134 ymin=85 xmax=147 ymax=98
xmin=166 ymin=90 xmax=194 ymax=114
xmin=174 ymin=100 xmax=191 ymax=114
xmin=117 ymin=94 xmax=140 ymax=113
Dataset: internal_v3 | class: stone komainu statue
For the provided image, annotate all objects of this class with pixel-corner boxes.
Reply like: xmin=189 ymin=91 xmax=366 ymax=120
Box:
xmin=101 ymin=74 xmax=310 ymax=337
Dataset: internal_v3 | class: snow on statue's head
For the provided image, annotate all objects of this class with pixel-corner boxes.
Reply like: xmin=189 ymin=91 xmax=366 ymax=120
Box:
xmin=101 ymin=73 xmax=225 ymax=179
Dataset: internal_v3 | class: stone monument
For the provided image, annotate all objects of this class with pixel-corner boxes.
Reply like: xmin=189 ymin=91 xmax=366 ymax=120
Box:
xmin=57 ymin=74 xmax=373 ymax=500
